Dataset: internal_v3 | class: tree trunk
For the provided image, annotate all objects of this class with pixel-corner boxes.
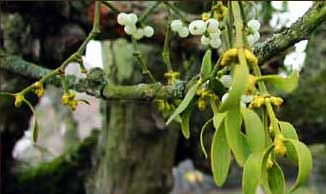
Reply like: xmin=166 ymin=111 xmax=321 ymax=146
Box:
xmin=86 ymin=40 xmax=179 ymax=194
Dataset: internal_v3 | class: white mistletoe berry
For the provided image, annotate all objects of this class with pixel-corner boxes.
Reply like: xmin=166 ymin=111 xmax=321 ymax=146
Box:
xmin=206 ymin=18 xmax=219 ymax=33
xmin=126 ymin=13 xmax=138 ymax=25
xmin=133 ymin=28 xmax=144 ymax=40
xmin=210 ymin=37 xmax=221 ymax=49
xmin=200 ymin=35 xmax=210 ymax=45
xmin=143 ymin=26 xmax=154 ymax=37
xmin=124 ymin=24 xmax=137 ymax=35
xmin=117 ymin=13 xmax=128 ymax=25
xmin=252 ymin=31 xmax=260 ymax=42
xmin=209 ymin=31 xmax=221 ymax=40
xmin=178 ymin=26 xmax=189 ymax=38
xmin=220 ymin=75 xmax=232 ymax=88
xmin=171 ymin=19 xmax=183 ymax=32
xmin=248 ymin=19 xmax=261 ymax=31
xmin=189 ymin=20 xmax=206 ymax=35
xmin=247 ymin=31 xmax=260 ymax=46
xmin=221 ymin=93 xmax=229 ymax=103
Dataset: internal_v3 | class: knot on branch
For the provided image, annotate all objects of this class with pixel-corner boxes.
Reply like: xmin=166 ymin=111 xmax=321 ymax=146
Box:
xmin=75 ymin=68 xmax=107 ymax=97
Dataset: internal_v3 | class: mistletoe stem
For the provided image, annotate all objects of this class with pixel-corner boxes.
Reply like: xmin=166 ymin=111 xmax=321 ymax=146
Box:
xmin=15 ymin=1 xmax=102 ymax=96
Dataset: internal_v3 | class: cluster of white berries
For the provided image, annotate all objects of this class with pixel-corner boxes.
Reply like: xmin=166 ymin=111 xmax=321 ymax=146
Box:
xmin=117 ymin=13 xmax=154 ymax=40
xmin=246 ymin=19 xmax=261 ymax=47
xmin=170 ymin=19 xmax=189 ymax=38
xmin=171 ymin=18 xmax=222 ymax=49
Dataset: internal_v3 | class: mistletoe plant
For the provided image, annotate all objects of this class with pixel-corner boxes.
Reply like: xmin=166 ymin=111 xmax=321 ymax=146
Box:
xmin=0 ymin=1 xmax=313 ymax=194
xmin=164 ymin=2 xmax=311 ymax=194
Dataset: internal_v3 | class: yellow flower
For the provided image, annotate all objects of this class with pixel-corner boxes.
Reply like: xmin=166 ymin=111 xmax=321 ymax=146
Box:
xmin=246 ymin=74 xmax=257 ymax=93
xmin=267 ymin=158 xmax=274 ymax=169
xmin=201 ymin=12 xmax=210 ymax=21
xmin=273 ymin=134 xmax=287 ymax=156
xmin=244 ymin=49 xmax=258 ymax=66
xmin=270 ymin=96 xmax=283 ymax=107
xmin=221 ymin=48 xmax=238 ymax=66
xmin=249 ymin=95 xmax=265 ymax=109
xmin=213 ymin=3 xmax=227 ymax=21
xmin=33 ymin=82 xmax=44 ymax=97
xmin=164 ymin=71 xmax=180 ymax=85
xmin=198 ymin=97 xmax=206 ymax=111
xmin=14 ymin=94 xmax=24 ymax=108
xmin=61 ymin=91 xmax=78 ymax=111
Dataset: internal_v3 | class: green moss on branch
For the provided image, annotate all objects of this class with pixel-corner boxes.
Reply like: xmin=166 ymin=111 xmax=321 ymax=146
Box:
xmin=254 ymin=1 xmax=326 ymax=65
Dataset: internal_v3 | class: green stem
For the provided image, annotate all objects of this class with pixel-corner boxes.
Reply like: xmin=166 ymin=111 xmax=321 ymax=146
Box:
xmin=18 ymin=1 xmax=102 ymax=96
xmin=132 ymin=38 xmax=156 ymax=83
xmin=162 ymin=9 xmax=173 ymax=72
xmin=102 ymin=1 xmax=119 ymax=13
xmin=232 ymin=1 xmax=280 ymax=136
xmin=231 ymin=2 xmax=244 ymax=48
xmin=265 ymin=99 xmax=280 ymax=135
xmin=163 ymin=2 xmax=190 ymax=23
xmin=139 ymin=1 xmax=161 ymax=24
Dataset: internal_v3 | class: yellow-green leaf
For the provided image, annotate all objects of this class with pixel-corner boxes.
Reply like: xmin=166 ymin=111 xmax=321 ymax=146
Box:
xmin=279 ymin=121 xmax=298 ymax=140
xmin=242 ymin=152 xmax=265 ymax=194
xmin=166 ymin=82 xmax=200 ymax=125
xmin=280 ymin=121 xmax=299 ymax=163
xmin=180 ymin=106 xmax=194 ymax=139
xmin=225 ymin=108 xmax=246 ymax=166
xmin=200 ymin=49 xmax=212 ymax=80
xmin=213 ymin=112 xmax=226 ymax=131
xmin=220 ymin=63 xmax=249 ymax=112
xmin=241 ymin=108 xmax=265 ymax=153
xmin=200 ymin=118 xmax=213 ymax=158
xmin=211 ymin=124 xmax=231 ymax=186
xmin=32 ymin=117 xmax=39 ymax=143
xmin=267 ymin=162 xmax=285 ymax=194
xmin=257 ymin=70 xmax=299 ymax=93
xmin=285 ymin=140 xmax=312 ymax=192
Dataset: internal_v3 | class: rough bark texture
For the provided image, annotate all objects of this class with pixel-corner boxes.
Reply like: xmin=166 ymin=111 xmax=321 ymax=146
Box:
xmin=254 ymin=1 xmax=326 ymax=65
xmin=279 ymin=22 xmax=326 ymax=144
xmin=89 ymin=102 xmax=179 ymax=194
xmin=84 ymin=40 xmax=179 ymax=194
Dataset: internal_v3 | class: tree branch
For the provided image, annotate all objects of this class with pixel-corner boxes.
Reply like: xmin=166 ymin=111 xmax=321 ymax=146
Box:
xmin=254 ymin=1 xmax=326 ymax=65
xmin=0 ymin=54 xmax=183 ymax=101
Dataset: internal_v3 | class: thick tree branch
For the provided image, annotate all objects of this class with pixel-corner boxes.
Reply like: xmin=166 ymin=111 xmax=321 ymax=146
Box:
xmin=254 ymin=1 xmax=326 ymax=65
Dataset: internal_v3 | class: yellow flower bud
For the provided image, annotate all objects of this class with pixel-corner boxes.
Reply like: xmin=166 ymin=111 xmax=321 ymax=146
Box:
xmin=61 ymin=91 xmax=78 ymax=111
xmin=249 ymin=95 xmax=265 ymax=109
xmin=274 ymin=144 xmax=287 ymax=156
xmin=270 ymin=96 xmax=283 ymax=107
xmin=68 ymin=100 xmax=77 ymax=111
xmin=221 ymin=48 xmax=238 ymax=66
xmin=244 ymin=49 xmax=258 ymax=66
xmin=201 ymin=12 xmax=210 ymax=21
xmin=274 ymin=134 xmax=287 ymax=156
xmin=246 ymin=74 xmax=257 ymax=93
xmin=61 ymin=93 xmax=70 ymax=105
xmin=213 ymin=3 xmax=227 ymax=21
xmin=14 ymin=94 xmax=24 ymax=108
xmin=164 ymin=71 xmax=180 ymax=85
xmin=33 ymin=82 xmax=44 ymax=97
xmin=267 ymin=157 xmax=274 ymax=169
xmin=198 ymin=98 xmax=206 ymax=111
